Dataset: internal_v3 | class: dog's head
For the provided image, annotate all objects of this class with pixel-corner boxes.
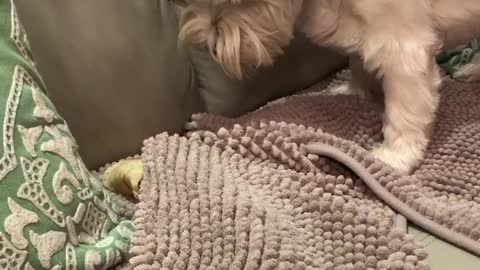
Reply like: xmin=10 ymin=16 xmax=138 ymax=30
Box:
xmin=179 ymin=0 xmax=302 ymax=79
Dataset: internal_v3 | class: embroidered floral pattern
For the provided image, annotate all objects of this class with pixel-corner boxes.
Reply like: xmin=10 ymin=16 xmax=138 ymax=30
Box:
xmin=17 ymin=125 xmax=42 ymax=157
xmin=30 ymin=231 xmax=67 ymax=269
xmin=0 ymin=1 xmax=134 ymax=269
xmin=4 ymin=198 xmax=38 ymax=249
xmin=9 ymin=0 xmax=33 ymax=64
xmin=17 ymin=157 xmax=66 ymax=227
xmin=0 ymin=232 xmax=27 ymax=270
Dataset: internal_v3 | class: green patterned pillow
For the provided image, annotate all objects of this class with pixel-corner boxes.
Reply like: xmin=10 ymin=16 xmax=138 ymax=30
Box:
xmin=0 ymin=1 xmax=134 ymax=269
xmin=437 ymin=37 xmax=480 ymax=77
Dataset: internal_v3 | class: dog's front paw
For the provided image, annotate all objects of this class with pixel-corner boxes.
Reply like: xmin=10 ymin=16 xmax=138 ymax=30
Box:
xmin=370 ymin=144 xmax=424 ymax=174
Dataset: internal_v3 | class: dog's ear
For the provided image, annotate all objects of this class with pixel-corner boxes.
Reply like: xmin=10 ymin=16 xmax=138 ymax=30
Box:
xmin=179 ymin=6 xmax=271 ymax=79
xmin=213 ymin=13 xmax=280 ymax=79
xmin=179 ymin=1 xmax=301 ymax=80
xmin=178 ymin=5 xmax=217 ymax=55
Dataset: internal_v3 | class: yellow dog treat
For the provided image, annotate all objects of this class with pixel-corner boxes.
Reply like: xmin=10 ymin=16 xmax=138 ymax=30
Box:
xmin=102 ymin=159 xmax=143 ymax=198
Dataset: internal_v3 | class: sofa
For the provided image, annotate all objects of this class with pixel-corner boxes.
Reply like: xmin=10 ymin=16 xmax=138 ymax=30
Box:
xmin=5 ymin=0 xmax=479 ymax=269
xmin=14 ymin=0 xmax=346 ymax=169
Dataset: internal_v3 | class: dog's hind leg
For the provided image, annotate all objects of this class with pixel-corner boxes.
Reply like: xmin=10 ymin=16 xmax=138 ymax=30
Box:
xmin=322 ymin=56 xmax=383 ymax=100
xmin=349 ymin=55 xmax=384 ymax=107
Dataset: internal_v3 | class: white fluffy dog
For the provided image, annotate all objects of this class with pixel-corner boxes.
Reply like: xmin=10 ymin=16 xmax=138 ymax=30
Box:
xmin=178 ymin=0 xmax=480 ymax=173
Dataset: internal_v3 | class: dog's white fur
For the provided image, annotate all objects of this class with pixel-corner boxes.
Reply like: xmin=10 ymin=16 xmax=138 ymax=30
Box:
xmin=179 ymin=0 xmax=480 ymax=173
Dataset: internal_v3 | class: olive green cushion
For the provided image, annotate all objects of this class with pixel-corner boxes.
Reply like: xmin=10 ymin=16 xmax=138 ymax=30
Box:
xmin=188 ymin=34 xmax=347 ymax=117
xmin=13 ymin=0 xmax=204 ymax=169
xmin=0 ymin=1 xmax=133 ymax=269
xmin=15 ymin=0 xmax=346 ymax=168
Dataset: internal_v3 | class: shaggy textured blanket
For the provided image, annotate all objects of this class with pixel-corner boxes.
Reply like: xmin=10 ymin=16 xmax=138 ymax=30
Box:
xmin=125 ymin=71 xmax=480 ymax=270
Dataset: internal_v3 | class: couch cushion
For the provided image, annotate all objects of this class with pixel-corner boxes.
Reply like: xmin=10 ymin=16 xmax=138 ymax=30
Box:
xmin=0 ymin=1 xmax=133 ymax=269
xmin=14 ymin=0 xmax=203 ymax=168
xmin=16 ymin=0 xmax=346 ymax=168
xmin=188 ymin=33 xmax=347 ymax=116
